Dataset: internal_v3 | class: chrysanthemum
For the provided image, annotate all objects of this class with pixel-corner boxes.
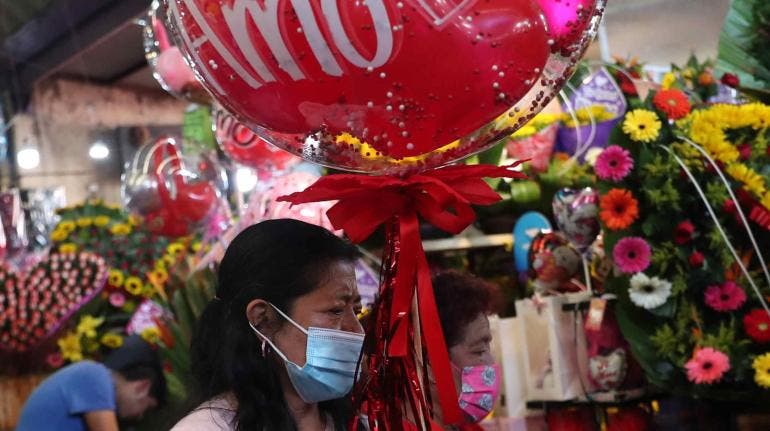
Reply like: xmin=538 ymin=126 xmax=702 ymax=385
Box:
xmin=653 ymin=89 xmax=692 ymax=120
xmin=629 ymin=273 xmax=672 ymax=309
xmin=613 ymin=237 xmax=651 ymax=273
xmin=685 ymin=347 xmax=730 ymax=385
xmin=744 ymin=309 xmax=770 ymax=343
xmin=753 ymin=353 xmax=770 ymax=388
xmin=704 ymin=281 xmax=747 ymax=312
xmin=622 ymin=109 xmax=662 ymax=143
xmin=600 ymin=189 xmax=639 ymax=230
xmin=595 ymin=145 xmax=634 ymax=181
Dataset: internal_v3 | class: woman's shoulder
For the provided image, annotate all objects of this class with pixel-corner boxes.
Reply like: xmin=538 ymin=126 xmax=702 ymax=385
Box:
xmin=171 ymin=395 xmax=238 ymax=431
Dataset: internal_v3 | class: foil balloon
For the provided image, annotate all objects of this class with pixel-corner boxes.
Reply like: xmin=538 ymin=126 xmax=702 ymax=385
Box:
xmin=122 ymin=137 xmax=226 ymax=237
xmin=165 ymin=0 xmax=606 ymax=174
xmin=528 ymin=231 xmax=582 ymax=295
xmin=212 ymin=104 xmax=300 ymax=176
xmin=257 ymin=171 xmax=338 ymax=234
xmin=552 ymin=187 xmax=600 ymax=253
xmin=143 ymin=0 xmax=208 ymax=102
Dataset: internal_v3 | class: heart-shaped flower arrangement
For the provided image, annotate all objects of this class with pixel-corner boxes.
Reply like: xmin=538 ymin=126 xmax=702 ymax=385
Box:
xmin=0 ymin=252 xmax=108 ymax=353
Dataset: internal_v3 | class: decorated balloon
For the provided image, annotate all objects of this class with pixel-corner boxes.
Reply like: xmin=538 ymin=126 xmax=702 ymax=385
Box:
xmin=552 ymin=187 xmax=600 ymax=253
xmin=122 ymin=136 xmax=226 ymax=237
xmin=165 ymin=0 xmax=606 ymax=174
xmin=528 ymin=231 xmax=582 ymax=295
xmin=143 ymin=0 xmax=208 ymax=102
xmin=513 ymin=211 xmax=552 ymax=273
xmin=257 ymin=171 xmax=339 ymax=234
xmin=212 ymin=104 xmax=300 ymax=176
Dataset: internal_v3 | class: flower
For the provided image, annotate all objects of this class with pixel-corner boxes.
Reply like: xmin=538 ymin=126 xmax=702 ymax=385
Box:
xmin=140 ymin=326 xmax=161 ymax=344
xmin=753 ymin=353 xmax=770 ymax=388
xmin=167 ymin=242 xmax=186 ymax=257
xmin=653 ymin=89 xmax=691 ymax=120
xmin=674 ymin=220 xmax=695 ymax=245
xmin=128 ymin=214 xmax=141 ymax=227
xmin=124 ymin=276 xmax=144 ymax=296
xmin=46 ymin=352 xmax=65 ymax=369
xmin=698 ymin=72 xmax=715 ymax=86
xmin=76 ymin=315 xmax=105 ymax=339
xmin=600 ymin=189 xmax=639 ymax=230
xmin=726 ymin=164 xmax=766 ymax=197
xmin=109 ymin=292 xmax=126 ymax=308
xmin=51 ymin=229 xmax=68 ymax=242
xmin=58 ymin=332 xmax=83 ymax=362
xmin=59 ymin=243 xmax=78 ymax=254
xmin=584 ymin=147 xmax=605 ymax=167
xmin=108 ymin=269 xmax=125 ymax=287
xmin=93 ymin=216 xmax=111 ymax=227
xmin=745 ymin=310 xmax=770 ymax=343
xmin=721 ymin=73 xmax=740 ymax=88
xmin=595 ymin=145 xmax=634 ymax=181
xmin=147 ymin=268 xmax=168 ymax=287
xmin=142 ymin=284 xmax=156 ymax=298
xmin=613 ymin=237 xmax=652 ymax=273
xmin=704 ymin=281 xmax=747 ymax=312
xmin=689 ymin=250 xmax=705 ymax=268
xmin=622 ymin=109 xmax=662 ymax=143
xmin=629 ymin=273 xmax=672 ymax=309
xmin=191 ymin=241 xmax=202 ymax=252
xmin=76 ymin=217 xmax=93 ymax=228
xmin=100 ymin=333 xmax=123 ymax=349
xmin=58 ymin=221 xmax=76 ymax=232
xmin=110 ymin=223 xmax=131 ymax=236
xmin=685 ymin=347 xmax=730 ymax=384
xmin=661 ymin=72 xmax=677 ymax=90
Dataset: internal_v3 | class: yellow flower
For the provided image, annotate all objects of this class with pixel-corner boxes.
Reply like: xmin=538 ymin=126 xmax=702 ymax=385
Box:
xmin=167 ymin=242 xmax=186 ymax=257
xmin=93 ymin=216 xmax=111 ymax=227
xmin=128 ymin=214 xmax=141 ymax=227
xmin=682 ymin=68 xmax=694 ymax=79
xmin=76 ymin=218 xmax=93 ymax=228
xmin=622 ymin=109 xmax=662 ymax=143
xmin=726 ymin=164 xmax=767 ymax=197
xmin=147 ymin=268 xmax=169 ymax=287
xmin=511 ymin=125 xmax=537 ymax=139
xmin=51 ymin=229 xmax=68 ymax=242
xmin=76 ymin=315 xmax=105 ymax=339
xmin=154 ymin=259 xmax=167 ymax=271
xmin=191 ymin=241 xmax=202 ymax=252
xmin=661 ymin=72 xmax=677 ymax=90
xmin=100 ymin=333 xmax=124 ymax=349
xmin=108 ymin=269 xmax=125 ymax=287
xmin=59 ymin=243 xmax=78 ymax=254
xmin=124 ymin=276 xmax=144 ymax=296
xmin=140 ymin=327 xmax=161 ymax=344
xmin=141 ymin=284 xmax=156 ymax=299
xmin=110 ymin=223 xmax=131 ymax=236
xmin=761 ymin=193 xmax=770 ymax=211
xmin=58 ymin=332 xmax=83 ymax=362
xmin=753 ymin=353 xmax=770 ymax=389
xmin=162 ymin=254 xmax=176 ymax=268
xmin=58 ymin=221 xmax=76 ymax=232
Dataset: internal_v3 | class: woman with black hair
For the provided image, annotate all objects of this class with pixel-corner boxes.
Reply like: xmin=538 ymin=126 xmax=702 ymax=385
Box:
xmin=172 ymin=219 xmax=364 ymax=431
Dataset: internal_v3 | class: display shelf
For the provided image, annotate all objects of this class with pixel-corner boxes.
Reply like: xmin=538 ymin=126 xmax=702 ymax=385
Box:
xmin=422 ymin=233 xmax=513 ymax=253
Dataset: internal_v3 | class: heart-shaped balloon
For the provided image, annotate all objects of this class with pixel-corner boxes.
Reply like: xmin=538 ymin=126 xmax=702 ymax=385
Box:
xmin=528 ymin=231 xmax=582 ymax=295
xmin=552 ymin=187 xmax=600 ymax=253
xmin=166 ymin=0 xmax=605 ymax=174
xmin=0 ymin=252 xmax=108 ymax=353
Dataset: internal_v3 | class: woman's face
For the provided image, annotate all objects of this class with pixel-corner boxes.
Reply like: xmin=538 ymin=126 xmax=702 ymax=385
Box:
xmin=448 ymin=313 xmax=494 ymax=392
xmin=273 ymin=260 xmax=363 ymax=366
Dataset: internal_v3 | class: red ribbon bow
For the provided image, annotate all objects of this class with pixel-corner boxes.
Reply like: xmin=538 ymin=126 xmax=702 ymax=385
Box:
xmin=279 ymin=163 xmax=525 ymax=429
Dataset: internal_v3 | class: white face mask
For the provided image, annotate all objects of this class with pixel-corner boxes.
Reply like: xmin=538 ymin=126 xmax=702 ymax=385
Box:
xmin=249 ymin=303 xmax=365 ymax=403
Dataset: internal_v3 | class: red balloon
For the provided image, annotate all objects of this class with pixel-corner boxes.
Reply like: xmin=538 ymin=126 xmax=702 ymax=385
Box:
xmin=167 ymin=0 xmax=604 ymax=173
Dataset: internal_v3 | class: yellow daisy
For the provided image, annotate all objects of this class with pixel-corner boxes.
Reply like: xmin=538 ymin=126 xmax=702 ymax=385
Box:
xmin=191 ymin=241 xmax=203 ymax=252
xmin=51 ymin=229 xmax=69 ymax=242
xmin=622 ymin=109 xmax=662 ymax=143
xmin=59 ymin=243 xmax=78 ymax=254
xmin=140 ymin=327 xmax=161 ymax=345
xmin=147 ymin=268 xmax=169 ymax=287
xmin=108 ymin=269 xmax=125 ymax=288
xmin=76 ymin=218 xmax=93 ymax=228
xmin=110 ymin=223 xmax=131 ymax=236
xmin=58 ymin=332 xmax=83 ymax=362
xmin=753 ymin=353 xmax=770 ymax=389
xmin=167 ymin=242 xmax=186 ymax=257
xmin=661 ymin=72 xmax=676 ymax=90
xmin=100 ymin=333 xmax=123 ymax=349
xmin=124 ymin=276 xmax=144 ymax=296
xmin=93 ymin=216 xmax=111 ymax=227
xmin=76 ymin=315 xmax=105 ymax=339
xmin=726 ymin=164 xmax=767 ymax=197
xmin=58 ymin=221 xmax=76 ymax=232
xmin=761 ymin=193 xmax=770 ymax=211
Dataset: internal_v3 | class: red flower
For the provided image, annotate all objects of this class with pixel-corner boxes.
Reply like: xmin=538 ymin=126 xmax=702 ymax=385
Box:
xmin=744 ymin=309 xmax=770 ymax=343
xmin=738 ymin=143 xmax=751 ymax=161
xmin=723 ymin=199 xmax=737 ymax=215
xmin=720 ymin=73 xmax=740 ymax=88
xmin=653 ymin=89 xmax=691 ymax=120
xmin=689 ymin=250 xmax=705 ymax=268
xmin=674 ymin=220 xmax=695 ymax=245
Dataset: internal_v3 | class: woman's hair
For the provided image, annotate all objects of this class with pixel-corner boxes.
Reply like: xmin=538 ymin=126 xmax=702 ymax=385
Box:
xmin=191 ymin=219 xmax=360 ymax=430
xmin=432 ymin=270 xmax=500 ymax=348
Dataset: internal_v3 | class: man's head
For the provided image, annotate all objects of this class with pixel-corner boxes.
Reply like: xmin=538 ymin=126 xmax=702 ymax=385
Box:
xmin=104 ymin=335 xmax=166 ymax=421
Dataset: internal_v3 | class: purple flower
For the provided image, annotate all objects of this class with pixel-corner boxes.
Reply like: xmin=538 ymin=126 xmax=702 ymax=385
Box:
xmin=595 ymin=145 xmax=634 ymax=181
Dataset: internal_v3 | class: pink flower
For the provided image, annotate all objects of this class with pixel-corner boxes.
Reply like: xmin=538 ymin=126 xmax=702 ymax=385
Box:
xmin=704 ymin=281 xmax=747 ymax=312
xmin=46 ymin=352 xmax=64 ymax=369
xmin=109 ymin=292 xmax=126 ymax=308
xmin=595 ymin=145 xmax=634 ymax=181
xmin=612 ymin=237 xmax=652 ymax=273
xmin=685 ymin=347 xmax=730 ymax=384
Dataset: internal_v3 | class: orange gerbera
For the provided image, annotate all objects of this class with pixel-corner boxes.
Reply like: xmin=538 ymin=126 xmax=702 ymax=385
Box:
xmin=653 ymin=89 xmax=691 ymax=120
xmin=600 ymin=188 xmax=639 ymax=230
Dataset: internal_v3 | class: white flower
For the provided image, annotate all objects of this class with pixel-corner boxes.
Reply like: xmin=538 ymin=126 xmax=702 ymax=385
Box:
xmin=585 ymin=147 xmax=605 ymax=167
xmin=629 ymin=273 xmax=672 ymax=309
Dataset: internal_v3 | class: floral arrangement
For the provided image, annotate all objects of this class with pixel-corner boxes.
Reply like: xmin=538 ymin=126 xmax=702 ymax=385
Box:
xmin=594 ymin=79 xmax=770 ymax=401
xmin=561 ymin=105 xmax=617 ymax=128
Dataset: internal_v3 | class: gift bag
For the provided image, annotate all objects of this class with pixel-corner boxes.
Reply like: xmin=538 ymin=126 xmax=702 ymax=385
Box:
xmin=515 ymin=297 xmax=593 ymax=401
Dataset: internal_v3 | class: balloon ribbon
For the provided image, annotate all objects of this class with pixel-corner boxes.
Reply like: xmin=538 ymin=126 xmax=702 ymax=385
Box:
xmin=279 ymin=163 xmax=526 ymax=430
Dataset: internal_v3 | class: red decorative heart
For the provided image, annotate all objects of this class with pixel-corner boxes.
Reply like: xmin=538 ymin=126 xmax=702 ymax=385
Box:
xmin=0 ymin=252 xmax=108 ymax=353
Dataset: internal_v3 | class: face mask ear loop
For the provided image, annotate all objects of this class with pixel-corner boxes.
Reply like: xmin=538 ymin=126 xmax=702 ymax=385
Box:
xmin=248 ymin=320 xmax=290 ymax=363
xmin=268 ymin=302 xmax=309 ymax=336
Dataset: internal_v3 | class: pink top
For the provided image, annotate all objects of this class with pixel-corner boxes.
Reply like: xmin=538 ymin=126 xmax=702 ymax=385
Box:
xmin=171 ymin=395 xmax=237 ymax=431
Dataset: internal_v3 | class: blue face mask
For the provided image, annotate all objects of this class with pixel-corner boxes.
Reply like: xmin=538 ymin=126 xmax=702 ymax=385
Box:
xmin=249 ymin=303 xmax=365 ymax=403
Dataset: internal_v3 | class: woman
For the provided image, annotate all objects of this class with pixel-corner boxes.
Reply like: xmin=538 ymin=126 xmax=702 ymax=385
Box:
xmin=173 ymin=219 xmax=364 ymax=431
xmin=431 ymin=270 xmax=502 ymax=429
